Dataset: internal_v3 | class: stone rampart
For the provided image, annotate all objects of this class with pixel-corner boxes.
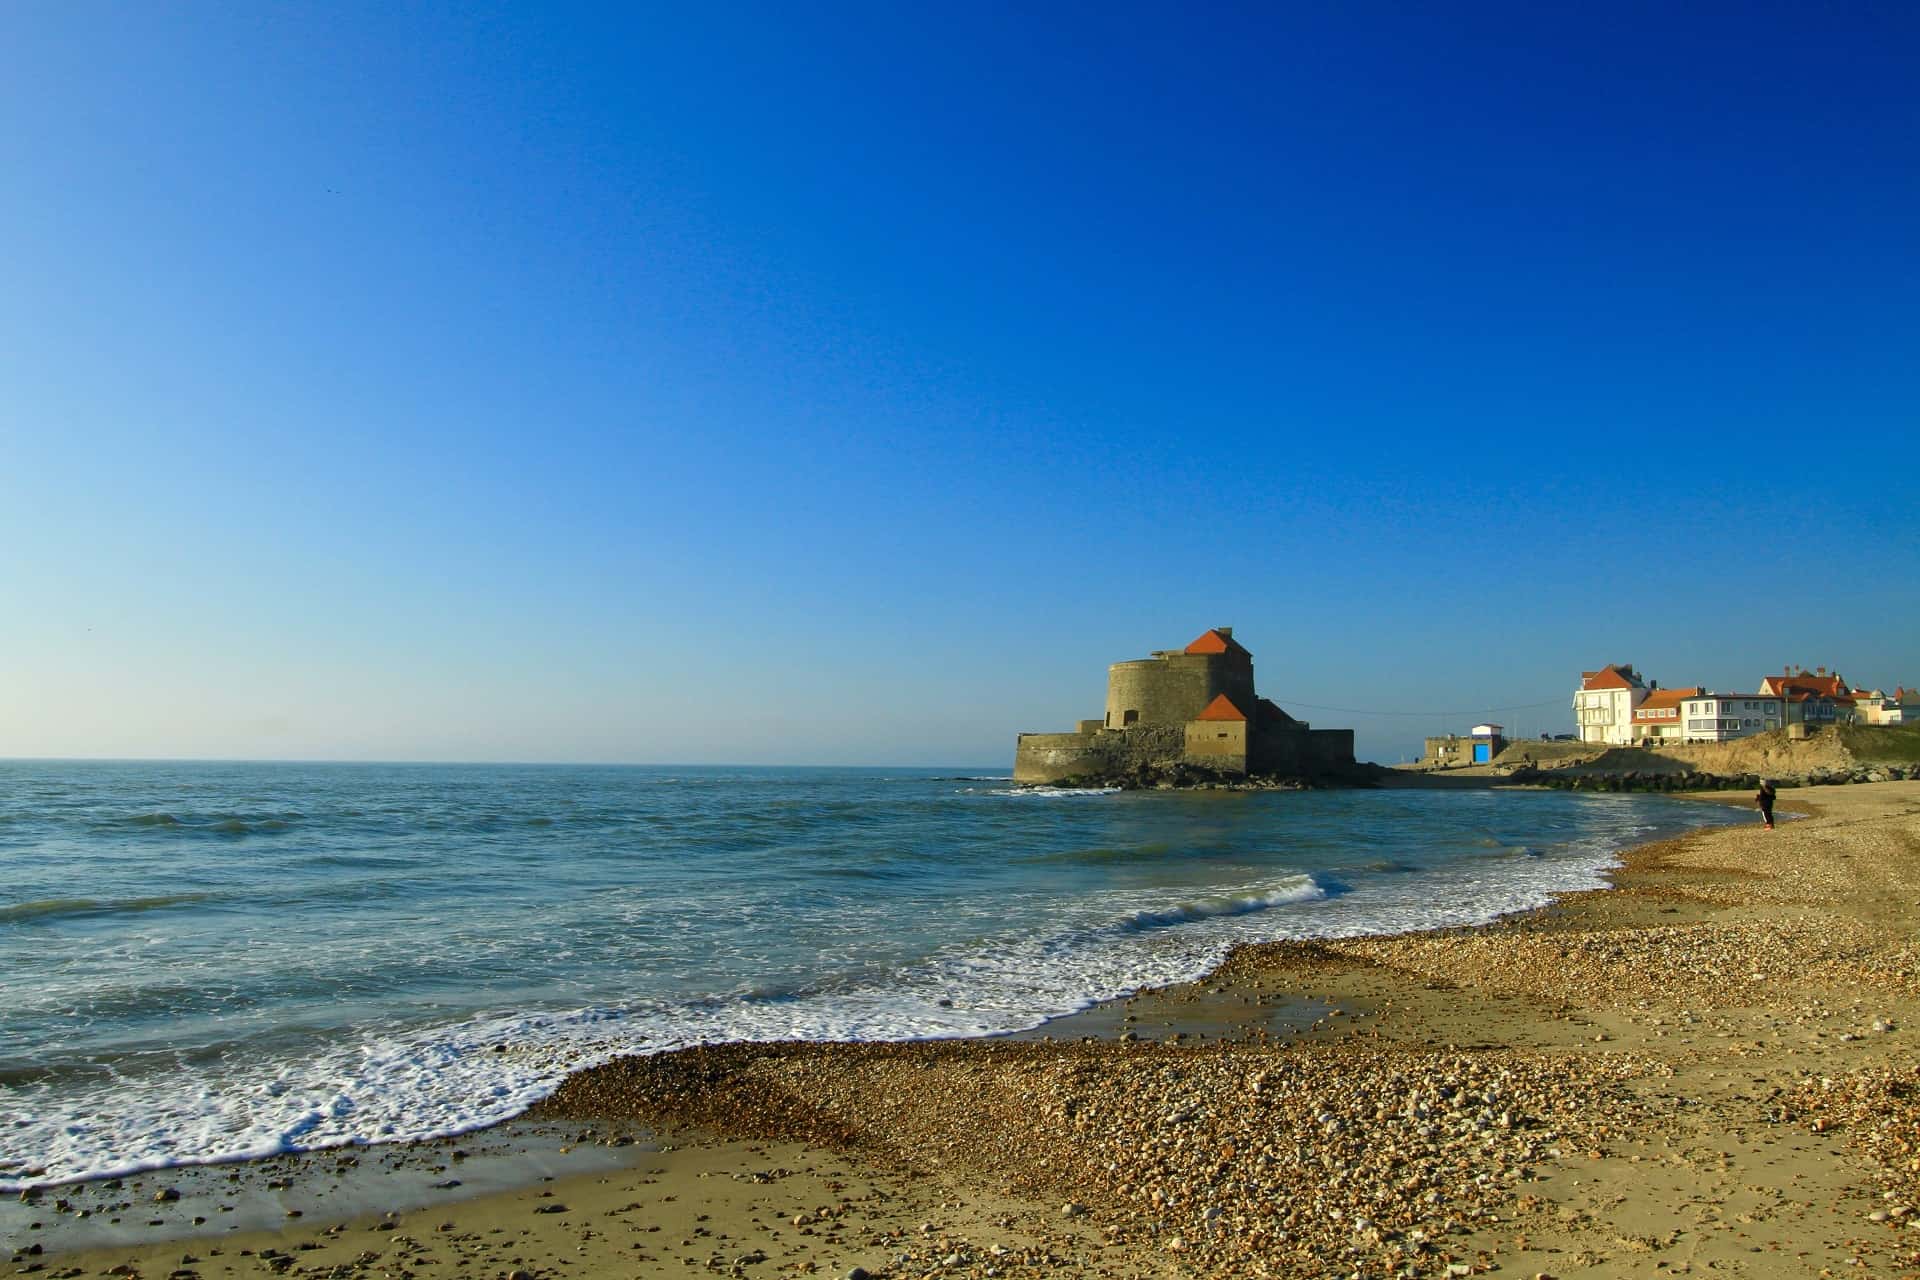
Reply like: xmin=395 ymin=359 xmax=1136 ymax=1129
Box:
xmin=1307 ymin=729 xmax=1356 ymax=767
xmin=1014 ymin=725 xmax=1187 ymax=785
xmin=1184 ymin=719 xmax=1249 ymax=771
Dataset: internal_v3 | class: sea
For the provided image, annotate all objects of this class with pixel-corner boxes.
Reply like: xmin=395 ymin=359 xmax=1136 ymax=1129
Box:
xmin=0 ymin=760 xmax=1736 ymax=1191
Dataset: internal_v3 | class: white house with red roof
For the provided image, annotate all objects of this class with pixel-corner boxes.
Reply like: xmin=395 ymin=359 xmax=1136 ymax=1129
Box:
xmin=1574 ymin=664 xmax=1650 ymax=745
xmin=1630 ymin=687 xmax=1698 ymax=743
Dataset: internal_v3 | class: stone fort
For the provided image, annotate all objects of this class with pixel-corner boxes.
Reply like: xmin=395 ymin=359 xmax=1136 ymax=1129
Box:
xmin=1012 ymin=627 xmax=1357 ymax=785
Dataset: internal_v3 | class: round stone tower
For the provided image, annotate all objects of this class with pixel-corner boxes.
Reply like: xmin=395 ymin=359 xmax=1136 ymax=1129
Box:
xmin=1103 ymin=628 xmax=1256 ymax=729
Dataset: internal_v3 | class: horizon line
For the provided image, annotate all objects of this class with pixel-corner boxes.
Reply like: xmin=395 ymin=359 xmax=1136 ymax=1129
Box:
xmin=0 ymin=754 xmax=1012 ymax=771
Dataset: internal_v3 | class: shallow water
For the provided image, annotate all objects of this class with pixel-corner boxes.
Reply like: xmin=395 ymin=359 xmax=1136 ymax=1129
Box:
xmin=0 ymin=760 xmax=1732 ymax=1188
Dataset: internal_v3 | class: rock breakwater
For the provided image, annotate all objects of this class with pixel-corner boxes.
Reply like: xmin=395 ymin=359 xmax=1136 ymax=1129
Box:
xmin=1507 ymin=763 xmax=1919 ymax=793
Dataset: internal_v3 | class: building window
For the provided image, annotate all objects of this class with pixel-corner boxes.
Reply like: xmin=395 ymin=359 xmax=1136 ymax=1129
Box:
xmin=1123 ymin=709 xmax=1139 ymax=727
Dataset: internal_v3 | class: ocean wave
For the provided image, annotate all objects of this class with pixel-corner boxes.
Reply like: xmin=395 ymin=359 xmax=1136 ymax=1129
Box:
xmin=1018 ymin=844 xmax=1176 ymax=866
xmin=0 ymin=869 xmax=1334 ymax=1190
xmin=109 ymin=812 xmax=299 ymax=837
xmin=0 ymin=894 xmax=213 ymax=925
xmin=970 ymin=786 xmax=1120 ymax=798
xmin=1114 ymin=876 xmax=1327 ymax=933
xmin=916 ymin=776 xmax=1012 ymax=782
xmin=0 ymin=841 xmax=1623 ymax=1192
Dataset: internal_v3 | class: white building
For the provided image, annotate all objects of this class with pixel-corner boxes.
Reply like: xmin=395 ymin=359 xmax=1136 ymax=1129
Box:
xmin=1574 ymin=664 xmax=1649 ymax=745
xmin=1630 ymin=687 xmax=1696 ymax=744
xmin=1681 ymin=693 xmax=1784 ymax=743
xmin=1856 ymin=688 xmax=1918 ymax=725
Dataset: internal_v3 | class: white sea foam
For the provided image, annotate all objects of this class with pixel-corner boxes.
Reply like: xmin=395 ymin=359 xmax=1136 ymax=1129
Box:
xmin=1114 ymin=877 xmax=1326 ymax=931
xmin=0 ymin=846 xmax=1605 ymax=1191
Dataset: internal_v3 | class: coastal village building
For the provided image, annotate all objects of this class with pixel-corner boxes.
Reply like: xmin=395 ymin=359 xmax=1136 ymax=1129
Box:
xmin=1574 ymin=664 xmax=1649 ymax=745
xmin=1421 ymin=723 xmax=1506 ymax=768
xmin=1855 ymin=688 xmax=1919 ymax=725
xmin=1573 ymin=660 xmax=1901 ymax=744
xmin=1758 ymin=666 xmax=1859 ymax=727
xmin=1012 ymin=628 xmax=1355 ymax=784
xmin=1630 ymin=687 xmax=1696 ymax=743
xmin=1680 ymin=692 xmax=1785 ymax=742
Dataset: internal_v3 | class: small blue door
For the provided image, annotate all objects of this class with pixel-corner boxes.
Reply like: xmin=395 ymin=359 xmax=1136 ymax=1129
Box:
xmin=1473 ymin=742 xmax=1491 ymax=763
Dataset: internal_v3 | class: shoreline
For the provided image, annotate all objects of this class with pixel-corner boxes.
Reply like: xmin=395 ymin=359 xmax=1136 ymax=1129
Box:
xmin=10 ymin=781 xmax=1919 ymax=1277
xmin=2 ymin=780 xmax=1683 ymax=1195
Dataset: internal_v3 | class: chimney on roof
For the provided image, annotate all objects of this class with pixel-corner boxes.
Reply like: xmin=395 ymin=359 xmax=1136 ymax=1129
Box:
xmin=1215 ymin=627 xmax=1232 ymax=639
xmin=1650 ymin=680 xmax=1658 ymax=690
xmin=1817 ymin=666 xmax=1826 ymax=676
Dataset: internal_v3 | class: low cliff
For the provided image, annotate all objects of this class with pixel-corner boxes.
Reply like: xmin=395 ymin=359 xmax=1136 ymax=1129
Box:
xmin=1489 ymin=724 xmax=1920 ymax=792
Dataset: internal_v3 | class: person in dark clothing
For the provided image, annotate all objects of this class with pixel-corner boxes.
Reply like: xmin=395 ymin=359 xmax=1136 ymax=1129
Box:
xmin=1756 ymin=780 xmax=1776 ymax=830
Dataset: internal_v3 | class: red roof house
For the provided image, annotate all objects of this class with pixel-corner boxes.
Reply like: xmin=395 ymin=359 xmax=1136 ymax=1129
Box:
xmin=1580 ymin=664 xmax=1645 ymax=691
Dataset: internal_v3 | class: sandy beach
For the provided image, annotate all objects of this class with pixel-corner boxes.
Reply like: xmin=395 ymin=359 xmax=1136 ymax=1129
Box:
xmin=11 ymin=781 xmax=1920 ymax=1279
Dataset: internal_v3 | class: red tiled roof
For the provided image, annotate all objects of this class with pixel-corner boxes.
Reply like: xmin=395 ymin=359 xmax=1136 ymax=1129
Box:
xmin=1194 ymin=694 xmax=1248 ymax=722
xmin=1764 ymin=672 xmax=1848 ymax=697
xmin=1633 ymin=688 xmax=1700 ymax=716
xmin=1580 ymin=664 xmax=1643 ymax=691
xmin=1185 ymin=628 xmax=1250 ymax=657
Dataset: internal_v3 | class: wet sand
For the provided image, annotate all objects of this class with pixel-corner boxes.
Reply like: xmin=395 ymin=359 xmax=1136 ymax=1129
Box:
xmin=10 ymin=781 xmax=1920 ymax=1278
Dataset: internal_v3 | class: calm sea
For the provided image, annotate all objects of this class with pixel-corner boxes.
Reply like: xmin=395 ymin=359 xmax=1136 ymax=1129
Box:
xmin=0 ymin=760 xmax=1731 ymax=1189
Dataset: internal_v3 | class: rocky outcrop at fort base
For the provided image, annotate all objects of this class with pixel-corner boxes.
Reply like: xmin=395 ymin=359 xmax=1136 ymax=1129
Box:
xmin=1489 ymin=724 xmax=1920 ymax=793
xmin=1035 ymin=760 xmax=1392 ymax=792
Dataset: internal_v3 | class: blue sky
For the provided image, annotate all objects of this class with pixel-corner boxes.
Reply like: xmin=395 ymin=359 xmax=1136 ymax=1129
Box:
xmin=2 ymin=2 xmax=1915 ymax=765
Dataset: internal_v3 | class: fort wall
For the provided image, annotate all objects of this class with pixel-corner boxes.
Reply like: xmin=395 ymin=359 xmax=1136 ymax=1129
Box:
xmin=1104 ymin=652 xmax=1255 ymax=729
xmin=1184 ymin=719 xmax=1249 ymax=772
xmin=1307 ymin=729 xmax=1356 ymax=766
xmin=1013 ymin=725 xmax=1187 ymax=785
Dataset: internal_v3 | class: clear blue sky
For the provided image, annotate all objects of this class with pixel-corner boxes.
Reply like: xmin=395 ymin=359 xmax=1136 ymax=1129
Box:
xmin=2 ymin=2 xmax=1915 ymax=766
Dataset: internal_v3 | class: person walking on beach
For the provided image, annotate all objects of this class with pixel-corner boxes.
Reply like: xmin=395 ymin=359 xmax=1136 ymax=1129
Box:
xmin=1756 ymin=780 xmax=1776 ymax=830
